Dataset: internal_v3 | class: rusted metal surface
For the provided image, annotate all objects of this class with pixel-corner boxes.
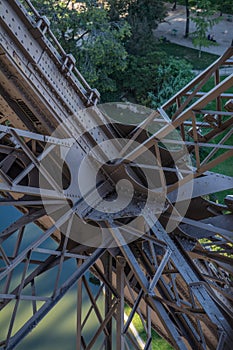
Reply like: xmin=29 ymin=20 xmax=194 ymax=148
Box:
xmin=0 ymin=0 xmax=233 ymax=349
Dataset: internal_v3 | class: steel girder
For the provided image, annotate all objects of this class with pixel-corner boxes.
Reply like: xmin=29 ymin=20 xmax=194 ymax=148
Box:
xmin=0 ymin=1 xmax=233 ymax=349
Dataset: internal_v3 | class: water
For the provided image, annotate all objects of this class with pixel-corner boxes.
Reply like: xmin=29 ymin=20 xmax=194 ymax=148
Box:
xmin=0 ymin=206 xmax=105 ymax=349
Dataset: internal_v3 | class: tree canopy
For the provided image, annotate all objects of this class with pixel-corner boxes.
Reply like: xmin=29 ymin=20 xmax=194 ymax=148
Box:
xmin=190 ymin=0 xmax=219 ymax=57
xmin=31 ymin=0 xmax=131 ymax=94
xmin=30 ymin=0 xmax=197 ymax=107
xmin=31 ymin=0 xmax=168 ymax=99
xmin=169 ymin=0 xmax=233 ymax=38
xmin=121 ymin=0 xmax=166 ymax=54
xmin=169 ymin=0 xmax=233 ymax=15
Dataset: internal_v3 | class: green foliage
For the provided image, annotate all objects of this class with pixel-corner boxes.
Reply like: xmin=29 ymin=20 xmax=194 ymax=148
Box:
xmin=31 ymin=0 xmax=130 ymax=95
xmin=30 ymin=0 xmax=211 ymax=110
xmin=168 ymin=0 xmax=233 ymax=14
xmin=117 ymin=50 xmax=164 ymax=104
xmin=157 ymin=42 xmax=218 ymax=70
xmin=102 ymin=38 xmax=196 ymax=108
xmin=76 ymin=16 xmax=130 ymax=93
xmin=215 ymin=0 xmax=233 ymax=15
xmin=168 ymin=0 xmax=232 ymax=38
xmin=197 ymin=76 xmax=233 ymax=203
xmin=146 ymin=58 xmax=194 ymax=108
xmin=126 ymin=0 xmax=166 ymax=36
xmin=108 ymin=46 xmax=194 ymax=110
xmin=30 ymin=0 xmax=168 ymax=98
xmin=108 ymin=0 xmax=167 ymax=54
xmin=125 ymin=304 xmax=173 ymax=350
xmin=190 ymin=0 xmax=220 ymax=57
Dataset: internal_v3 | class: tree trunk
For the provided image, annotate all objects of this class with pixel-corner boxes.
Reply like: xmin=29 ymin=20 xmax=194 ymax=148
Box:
xmin=198 ymin=46 xmax=202 ymax=58
xmin=184 ymin=0 xmax=190 ymax=38
xmin=172 ymin=0 xmax=177 ymax=11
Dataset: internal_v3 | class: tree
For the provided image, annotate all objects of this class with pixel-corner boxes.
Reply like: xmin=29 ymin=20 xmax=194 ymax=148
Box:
xmin=167 ymin=0 xmax=191 ymax=37
xmin=117 ymin=50 xmax=164 ymax=104
xmin=171 ymin=0 xmax=232 ymax=37
xmin=146 ymin=58 xmax=194 ymax=109
xmin=31 ymin=0 xmax=130 ymax=97
xmin=112 ymin=50 xmax=194 ymax=108
xmin=107 ymin=0 xmax=128 ymax=21
xmin=184 ymin=0 xmax=190 ymax=37
xmin=172 ymin=0 xmax=177 ymax=10
xmin=214 ymin=0 xmax=233 ymax=16
xmin=108 ymin=0 xmax=167 ymax=54
xmin=191 ymin=0 xmax=219 ymax=57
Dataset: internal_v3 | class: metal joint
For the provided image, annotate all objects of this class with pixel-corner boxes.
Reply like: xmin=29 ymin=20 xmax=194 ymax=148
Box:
xmin=34 ymin=16 xmax=50 ymax=35
xmin=61 ymin=54 xmax=76 ymax=74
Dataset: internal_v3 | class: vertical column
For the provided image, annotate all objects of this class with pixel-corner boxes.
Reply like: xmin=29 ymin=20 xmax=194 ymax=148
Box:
xmin=116 ymin=256 xmax=126 ymax=350
xmin=76 ymin=260 xmax=83 ymax=350
xmin=103 ymin=252 xmax=112 ymax=350
xmin=146 ymin=304 xmax=152 ymax=350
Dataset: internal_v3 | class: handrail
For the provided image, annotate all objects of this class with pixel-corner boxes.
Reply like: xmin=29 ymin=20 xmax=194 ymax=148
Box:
xmin=12 ymin=0 xmax=100 ymax=105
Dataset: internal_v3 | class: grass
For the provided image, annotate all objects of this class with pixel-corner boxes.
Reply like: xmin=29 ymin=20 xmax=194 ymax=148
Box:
xmin=157 ymin=42 xmax=219 ymax=70
xmin=211 ymin=158 xmax=233 ymax=203
xmin=201 ymin=75 xmax=233 ymax=94
xmin=195 ymin=75 xmax=233 ymax=203
xmin=125 ymin=305 xmax=173 ymax=350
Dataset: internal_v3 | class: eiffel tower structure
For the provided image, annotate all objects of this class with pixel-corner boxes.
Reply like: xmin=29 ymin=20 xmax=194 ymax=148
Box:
xmin=0 ymin=1 xmax=233 ymax=349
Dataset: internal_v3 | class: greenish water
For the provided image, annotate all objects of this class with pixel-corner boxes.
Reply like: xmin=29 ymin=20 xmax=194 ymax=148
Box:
xmin=0 ymin=206 xmax=172 ymax=349
xmin=0 ymin=206 xmax=105 ymax=350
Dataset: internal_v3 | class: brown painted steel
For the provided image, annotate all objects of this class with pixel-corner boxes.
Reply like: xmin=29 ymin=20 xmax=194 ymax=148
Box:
xmin=0 ymin=1 xmax=233 ymax=349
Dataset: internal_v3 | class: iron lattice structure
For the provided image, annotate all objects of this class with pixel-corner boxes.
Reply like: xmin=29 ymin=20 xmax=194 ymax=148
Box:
xmin=0 ymin=1 xmax=233 ymax=349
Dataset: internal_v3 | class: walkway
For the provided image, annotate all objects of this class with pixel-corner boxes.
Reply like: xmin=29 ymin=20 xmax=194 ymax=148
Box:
xmin=154 ymin=4 xmax=233 ymax=56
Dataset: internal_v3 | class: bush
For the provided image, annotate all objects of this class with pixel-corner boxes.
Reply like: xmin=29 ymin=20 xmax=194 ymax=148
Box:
xmin=109 ymin=53 xmax=194 ymax=108
xmin=146 ymin=58 xmax=194 ymax=109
